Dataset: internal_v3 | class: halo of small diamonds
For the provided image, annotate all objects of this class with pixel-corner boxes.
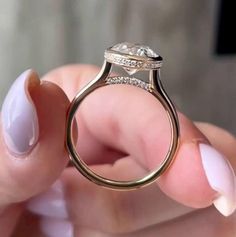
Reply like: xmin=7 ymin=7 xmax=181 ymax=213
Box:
xmin=105 ymin=42 xmax=162 ymax=75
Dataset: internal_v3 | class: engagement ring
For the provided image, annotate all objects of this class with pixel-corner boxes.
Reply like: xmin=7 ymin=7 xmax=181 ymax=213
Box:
xmin=66 ymin=42 xmax=180 ymax=190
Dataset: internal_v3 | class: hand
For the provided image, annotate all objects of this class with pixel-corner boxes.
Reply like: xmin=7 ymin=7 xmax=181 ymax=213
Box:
xmin=0 ymin=65 xmax=235 ymax=237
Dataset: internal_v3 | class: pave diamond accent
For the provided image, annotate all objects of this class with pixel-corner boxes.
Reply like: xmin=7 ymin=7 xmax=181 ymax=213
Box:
xmin=104 ymin=53 xmax=144 ymax=75
xmin=106 ymin=76 xmax=151 ymax=91
xmin=111 ymin=42 xmax=159 ymax=58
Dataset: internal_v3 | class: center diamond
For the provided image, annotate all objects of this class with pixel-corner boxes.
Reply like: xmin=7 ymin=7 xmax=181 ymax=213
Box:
xmin=111 ymin=42 xmax=159 ymax=58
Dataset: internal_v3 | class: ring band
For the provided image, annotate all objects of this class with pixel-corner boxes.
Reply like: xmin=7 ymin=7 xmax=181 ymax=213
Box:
xmin=66 ymin=42 xmax=180 ymax=190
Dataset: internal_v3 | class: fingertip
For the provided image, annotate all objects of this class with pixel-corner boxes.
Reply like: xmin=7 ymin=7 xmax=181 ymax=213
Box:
xmin=18 ymin=77 xmax=70 ymax=193
xmin=158 ymin=140 xmax=236 ymax=216
xmin=0 ymin=70 xmax=70 ymax=204
xmin=158 ymin=141 xmax=216 ymax=208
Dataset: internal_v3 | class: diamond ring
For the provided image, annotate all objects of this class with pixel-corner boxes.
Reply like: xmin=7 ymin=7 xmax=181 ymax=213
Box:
xmin=66 ymin=42 xmax=180 ymax=190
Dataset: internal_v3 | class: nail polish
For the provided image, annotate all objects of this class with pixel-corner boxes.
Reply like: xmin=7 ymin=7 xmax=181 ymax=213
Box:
xmin=1 ymin=70 xmax=39 ymax=156
xmin=199 ymin=143 xmax=236 ymax=216
xmin=27 ymin=180 xmax=68 ymax=219
xmin=40 ymin=217 xmax=73 ymax=237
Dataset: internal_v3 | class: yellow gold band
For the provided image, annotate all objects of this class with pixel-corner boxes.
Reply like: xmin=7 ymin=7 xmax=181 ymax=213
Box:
xmin=66 ymin=43 xmax=180 ymax=190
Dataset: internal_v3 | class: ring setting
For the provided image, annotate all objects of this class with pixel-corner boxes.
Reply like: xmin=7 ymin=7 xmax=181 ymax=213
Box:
xmin=105 ymin=42 xmax=163 ymax=75
xmin=66 ymin=42 xmax=180 ymax=190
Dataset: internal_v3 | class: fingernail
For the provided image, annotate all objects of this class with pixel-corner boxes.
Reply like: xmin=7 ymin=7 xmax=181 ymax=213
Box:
xmin=40 ymin=217 xmax=74 ymax=237
xmin=27 ymin=180 xmax=68 ymax=219
xmin=1 ymin=69 xmax=40 ymax=156
xmin=199 ymin=143 xmax=236 ymax=216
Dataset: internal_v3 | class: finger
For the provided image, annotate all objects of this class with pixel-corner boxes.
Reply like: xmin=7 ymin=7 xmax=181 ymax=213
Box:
xmin=121 ymin=207 xmax=236 ymax=237
xmin=29 ymin=176 xmax=236 ymax=237
xmin=27 ymin=170 xmax=193 ymax=234
xmin=0 ymin=69 xmax=70 ymax=207
xmin=71 ymin=207 xmax=236 ymax=237
xmin=27 ymin=121 xmax=236 ymax=235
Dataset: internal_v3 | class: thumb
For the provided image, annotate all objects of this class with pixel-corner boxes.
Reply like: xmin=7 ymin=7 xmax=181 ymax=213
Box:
xmin=0 ymin=69 xmax=70 ymax=207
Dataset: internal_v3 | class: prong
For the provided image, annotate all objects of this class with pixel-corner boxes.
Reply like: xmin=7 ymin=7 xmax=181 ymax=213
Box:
xmin=149 ymin=69 xmax=162 ymax=93
xmin=94 ymin=60 xmax=112 ymax=84
xmin=149 ymin=69 xmax=179 ymax=120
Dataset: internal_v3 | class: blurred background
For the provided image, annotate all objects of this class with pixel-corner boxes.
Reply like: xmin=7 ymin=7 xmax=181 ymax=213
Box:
xmin=0 ymin=0 xmax=236 ymax=133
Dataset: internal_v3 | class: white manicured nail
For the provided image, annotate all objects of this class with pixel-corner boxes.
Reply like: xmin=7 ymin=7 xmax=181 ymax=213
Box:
xmin=40 ymin=217 xmax=74 ymax=237
xmin=199 ymin=143 xmax=236 ymax=216
xmin=1 ymin=69 xmax=39 ymax=156
xmin=27 ymin=180 xmax=68 ymax=218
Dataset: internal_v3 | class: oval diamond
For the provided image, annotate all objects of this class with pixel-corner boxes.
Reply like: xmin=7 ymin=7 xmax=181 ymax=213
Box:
xmin=111 ymin=42 xmax=159 ymax=58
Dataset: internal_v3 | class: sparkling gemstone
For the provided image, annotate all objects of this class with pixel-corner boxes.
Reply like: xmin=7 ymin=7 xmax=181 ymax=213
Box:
xmin=111 ymin=42 xmax=159 ymax=58
xmin=106 ymin=76 xmax=150 ymax=91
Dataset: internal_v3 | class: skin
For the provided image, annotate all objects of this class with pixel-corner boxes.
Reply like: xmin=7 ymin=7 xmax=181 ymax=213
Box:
xmin=0 ymin=65 xmax=235 ymax=236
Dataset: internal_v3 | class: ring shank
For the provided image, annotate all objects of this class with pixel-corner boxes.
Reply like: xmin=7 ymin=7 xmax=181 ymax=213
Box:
xmin=66 ymin=61 xmax=180 ymax=190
